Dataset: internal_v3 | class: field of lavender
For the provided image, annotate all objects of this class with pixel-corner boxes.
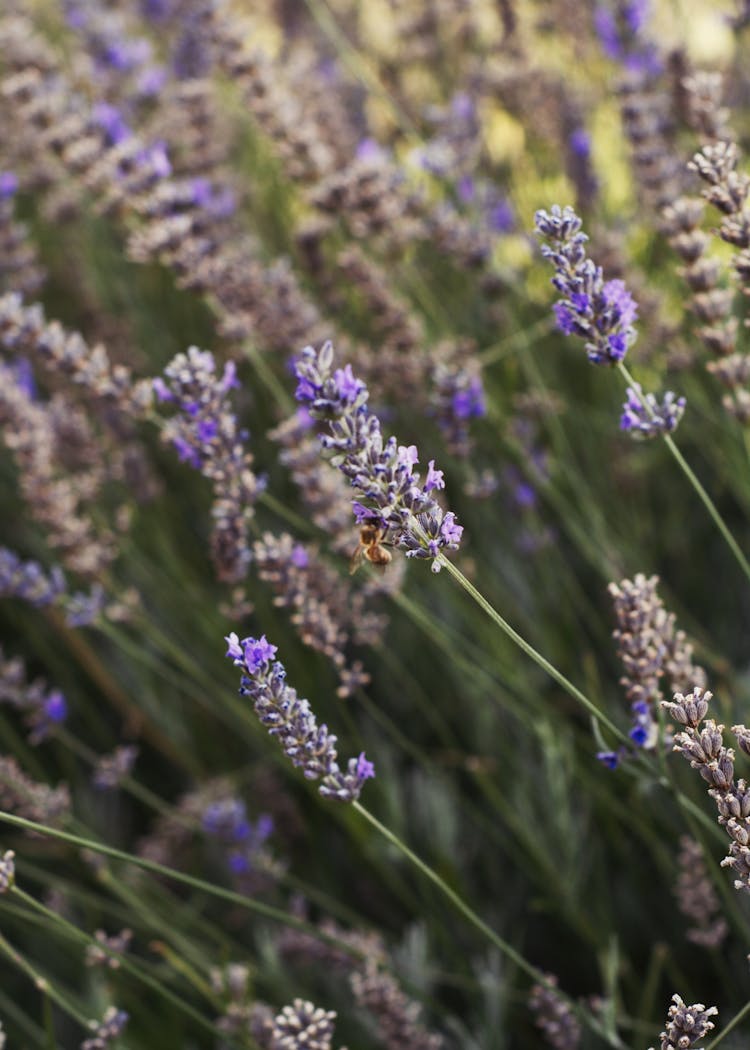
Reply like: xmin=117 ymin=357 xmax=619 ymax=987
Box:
xmin=3 ymin=0 xmax=750 ymax=1047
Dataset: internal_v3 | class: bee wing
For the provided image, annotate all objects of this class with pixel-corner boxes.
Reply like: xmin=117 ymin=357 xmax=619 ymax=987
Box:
xmin=349 ymin=543 xmax=365 ymax=574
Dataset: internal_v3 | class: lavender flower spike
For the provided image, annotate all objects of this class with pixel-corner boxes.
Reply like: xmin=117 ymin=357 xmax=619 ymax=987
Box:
xmin=534 ymin=205 xmax=639 ymax=365
xmin=620 ymin=384 xmax=686 ymax=439
xmin=294 ymin=342 xmax=463 ymax=572
xmin=225 ymin=632 xmax=375 ymax=802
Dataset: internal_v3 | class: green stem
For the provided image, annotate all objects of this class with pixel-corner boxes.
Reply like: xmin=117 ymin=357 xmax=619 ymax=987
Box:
xmin=617 ymin=362 xmax=750 ymax=584
xmin=12 ymin=888 xmax=237 ymax=1046
xmin=352 ymin=801 xmax=626 ymax=1049
xmin=705 ymin=999 xmax=749 ymax=1050
xmin=0 ymin=810 xmax=365 ymax=960
xmin=0 ymin=929 xmax=89 ymax=1027
xmin=439 ymin=557 xmax=627 ymax=743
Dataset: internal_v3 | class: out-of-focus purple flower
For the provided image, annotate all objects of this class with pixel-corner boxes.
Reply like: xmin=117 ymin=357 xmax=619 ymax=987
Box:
xmin=452 ymin=376 xmax=486 ymax=420
xmin=14 ymin=358 xmax=35 ymax=399
xmin=140 ymin=141 xmax=171 ymax=179
xmin=290 ymin=544 xmax=309 ymax=569
xmin=594 ymin=7 xmax=621 ymax=59
xmin=597 ymin=749 xmax=623 ymax=769
xmin=535 ymin=205 xmax=639 ymax=365
xmin=136 ymin=65 xmax=169 ymax=97
xmin=356 ymin=752 xmax=376 ymax=780
xmin=102 ymin=38 xmax=151 ymax=73
xmin=457 ymin=175 xmax=475 ymax=203
xmin=225 ymin=635 xmax=375 ymax=802
xmin=569 ymin=128 xmax=592 ymax=158
xmin=488 ymin=198 xmax=514 ymax=234
xmin=140 ymin=0 xmax=173 ymax=19
xmin=514 ymin=481 xmax=537 ymax=509
xmin=189 ymin=178 xmax=236 ymax=219
xmin=620 ymin=383 xmax=686 ymax=439
xmin=92 ymin=103 xmax=132 ymax=146
xmin=356 ymin=138 xmax=388 ymax=163
xmin=451 ymin=93 xmax=475 ymax=121
xmin=43 ymin=692 xmax=68 ymax=724
xmin=294 ymin=342 xmax=462 ymax=571
xmin=0 ymin=172 xmax=18 ymax=200
xmin=594 ymin=1 xmax=662 ymax=75
xmin=624 ymin=0 xmax=650 ymax=33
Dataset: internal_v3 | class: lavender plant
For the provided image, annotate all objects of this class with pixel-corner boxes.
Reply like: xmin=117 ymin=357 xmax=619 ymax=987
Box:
xmin=0 ymin=1 xmax=749 ymax=1047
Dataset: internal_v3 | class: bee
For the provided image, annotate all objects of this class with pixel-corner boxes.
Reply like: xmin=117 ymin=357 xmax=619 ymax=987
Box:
xmin=349 ymin=523 xmax=392 ymax=574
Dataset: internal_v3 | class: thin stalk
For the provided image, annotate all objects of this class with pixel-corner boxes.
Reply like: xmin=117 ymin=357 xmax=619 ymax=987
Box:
xmin=12 ymin=887 xmax=239 ymax=1046
xmin=352 ymin=801 xmax=627 ymax=1050
xmin=0 ymin=929 xmax=89 ymax=1027
xmin=617 ymin=362 xmax=750 ymax=584
xmin=705 ymin=1000 xmax=750 ymax=1050
xmin=0 ymin=809 xmax=367 ymax=961
xmin=438 ymin=557 xmax=627 ymax=743
xmin=479 ymin=316 xmax=555 ymax=365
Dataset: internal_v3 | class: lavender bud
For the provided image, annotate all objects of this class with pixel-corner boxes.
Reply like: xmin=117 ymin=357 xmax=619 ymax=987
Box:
xmin=650 ymin=993 xmax=717 ymax=1050
xmin=0 ymin=850 xmax=15 ymax=893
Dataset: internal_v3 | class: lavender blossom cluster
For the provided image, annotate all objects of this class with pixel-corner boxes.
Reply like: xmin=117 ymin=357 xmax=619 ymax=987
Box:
xmin=154 ymin=347 xmax=262 ymax=588
xmin=294 ymin=342 xmax=463 ymax=572
xmin=620 ymin=384 xmax=686 ymax=439
xmin=225 ymin=633 xmax=375 ymax=802
xmin=534 ymin=205 xmax=639 ymax=366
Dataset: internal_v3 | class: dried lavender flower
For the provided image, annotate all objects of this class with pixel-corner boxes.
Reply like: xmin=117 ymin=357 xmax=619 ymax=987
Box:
xmin=0 ymin=645 xmax=67 ymax=744
xmin=674 ymin=836 xmax=728 ymax=948
xmin=350 ymin=961 xmax=444 ymax=1050
xmin=0 ymin=293 xmax=152 ymax=416
xmin=535 ymin=205 xmax=639 ymax=365
xmin=155 ymin=347 xmax=261 ymax=594
xmin=0 ymin=850 xmax=15 ymax=893
xmin=225 ymin=633 xmax=375 ymax=802
xmin=294 ymin=343 xmax=462 ymax=572
xmin=271 ymin=999 xmax=337 ymax=1050
xmin=663 ymin=688 xmax=750 ymax=892
xmin=608 ymin=574 xmax=705 ymax=762
xmin=0 ymin=755 xmax=70 ymax=826
xmin=529 ymin=972 xmax=581 ymax=1050
xmin=85 ymin=928 xmax=133 ymax=969
xmin=80 ymin=1007 xmax=129 ymax=1050
xmin=650 ymin=993 xmax=717 ymax=1050
xmin=620 ymin=384 xmax=686 ymax=439
xmin=0 ymin=547 xmax=66 ymax=607
xmin=92 ymin=746 xmax=139 ymax=791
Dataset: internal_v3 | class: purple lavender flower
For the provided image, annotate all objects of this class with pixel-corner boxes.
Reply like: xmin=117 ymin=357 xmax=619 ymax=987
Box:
xmin=0 ymin=172 xmax=18 ymax=200
xmin=92 ymin=104 xmax=132 ymax=146
xmin=452 ymin=377 xmax=486 ymax=420
xmin=0 ymin=548 xmax=66 ymax=608
xmin=594 ymin=1 xmax=662 ymax=74
xmin=136 ymin=65 xmax=168 ymax=97
xmin=488 ymin=198 xmax=514 ymax=234
xmin=620 ymin=384 xmax=686 ymax=439
xmin=293 ymin=343 xmax=462 ymax=572
xmin=535 ymin=205 xmax=639 ymax=365
xmin=356 ymin=138 xmax=388 ymax=163
xmin=225 ymin=634 xmax=375 ymax=802
xmin=81 ymin=1007 xmax=129 ymax=1050
xmin=597 ymin=748 xmax=625 ymax=769
xmin=203 ymin=797 xmax=274 ymax=876
xmin=189 ymin=178 xmax=237 ymax=219
xmin=629 ymin=700 xmax=655 ymax=747
xmin=569 ymin=128 xmax=592 ymax=159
